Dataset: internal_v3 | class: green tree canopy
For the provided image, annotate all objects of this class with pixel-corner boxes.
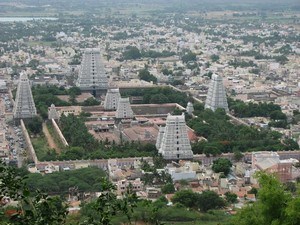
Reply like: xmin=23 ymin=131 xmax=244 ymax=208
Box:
xmin=231 ymin=172 xmax=300 ymax=225
xmin=212 ymin=158 xmax=232 ymax=176
xmin=138 ymin=68 xmax=157 ymax=84
xmin=122 ymin=46 xmax=141 ymax=60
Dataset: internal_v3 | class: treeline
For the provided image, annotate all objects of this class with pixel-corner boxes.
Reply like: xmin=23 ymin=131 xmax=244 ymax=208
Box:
xmin=228 ymin=98 xmax=281 ymax=118
xmin=228 ymin=98 xmax=289 ymax=128
xmin=80 ymin=194 xmax=229 ymax=225
xmin=121 ymin=87 xmax=190 ymax=106
xmin=59 ymin=114 xmax=97 ymax=150
xmin=121 ymin=46 xmax=176 ymax=60
xmin=188 ymin=107 xmax=298 ymax=155
xmin=24 ymin=167 xmax=106 ymax=195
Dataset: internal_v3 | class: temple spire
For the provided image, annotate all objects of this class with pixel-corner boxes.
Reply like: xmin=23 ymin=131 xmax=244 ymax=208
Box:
xmin=13 ymin=73 xmax=37 ymax=119
xmin=157 ymin=113 xmax=193 ymax=160
xmin=205 ymin=74 xmax=228 ymax=112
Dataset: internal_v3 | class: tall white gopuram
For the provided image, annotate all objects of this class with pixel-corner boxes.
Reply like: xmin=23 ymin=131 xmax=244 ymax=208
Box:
xmin=115 ymin=98 xmax=134 ymax=119
xmin=205 ymin=74 xmax=229 ymax=112
xmin=157 ymin=113 xmax=193 ymax=160
xmin=76 ymin=48 xmax=108 ymax=94
xmin=186 ymin=102 xmax=194 ymax=115
xmin=13 ymin=73 xmax=37 ymax=119
xmin=104 ymin=88 xmax=121 ymax=110
xmin=48 ymin=104 xmax=60 ymax=120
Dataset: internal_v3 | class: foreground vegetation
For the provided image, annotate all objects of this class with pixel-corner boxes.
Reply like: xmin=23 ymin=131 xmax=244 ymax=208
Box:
xmin=25 ymin=167 xmax=106 ymax=194
xmin=2 ymin=160 xmax=300 ymax=225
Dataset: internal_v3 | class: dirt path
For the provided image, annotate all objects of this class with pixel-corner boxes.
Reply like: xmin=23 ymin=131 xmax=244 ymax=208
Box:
xmin=42 ymin=123 xmax=61 ymax=154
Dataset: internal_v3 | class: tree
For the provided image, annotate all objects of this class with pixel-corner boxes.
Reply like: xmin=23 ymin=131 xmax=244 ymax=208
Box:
xmin=26 ymin=116 xmax=43 ymax=135
xmin=28 ymin=59 xmax=39 ymax=69
xmin=233 ymin=150 xmax=244 ymax=162
xmin=231 ymin=172 xmax=300 ymax=225
xmin=225 ymin=192 xmax=238 ymax=204
xmin=212 ymin=158 xmax=232 ymax=176
xmin=122 ymin=46 xmax=141 ymax=60
xmin=80 ymin=178 xmax=137 ymax=225
xmin=171 ymin=190 xmax=197 ymax=208
xmin=161 ymin=183 xmax=175 ymax=194
xmin=182 ymin=51 xmax=197 ymax=63
xmin=0 ymin=161 xmax=68 ymax=225
xmin=138 ymin=68 xmax=157 ymax=83
xmin=197 ymin=190 xmax=225 ymax=212
xmin=270 ymin=110 xmax=287 ymax=120
xmin=210 ymin=54 xmax=220 ymax=62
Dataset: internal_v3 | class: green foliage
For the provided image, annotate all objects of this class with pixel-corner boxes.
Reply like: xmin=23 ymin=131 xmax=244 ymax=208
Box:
xmin=228 ymin=98 xmax=289 ymax=128
xmin=0 ymin=161 xmax=68 ymax=225
xmin=228 ymin=58 xmax=257 ymax=68
xmin=210 ymin=54 xmax=220 ymax=62
xmin=121 ymin=87 xmax=189 ymax=107
xmin=28 ymin=59 xmax=39 ymax=69
xmin=25 ymin=116 xmax=43 ymax=135
xmin=141 ymin=50 xmax=176 ymax=58
xmin=225 ymin=192 xmax=238 ymax=204
xmin=67 ymin=87 xmax=81 ymax=96
xmin=231 ymin=172 xmax=300 ymax=225
xmin=171 ymin=190 xmax=225 ymax=212
xmin=80 ymin=97 xmax=100 ymax=106
xmin=212 ymin=158 xmax=232 ymax=176
xmin=181 ymin=51 xmax=197 ymax=63
xmin=171 ymin=190 xmax=197 ymax=208
xmin=25 ymin=167 xmax=106 ymax=194
xmin=80 ymin=178 xmax=138 ymax=225
xmin=122 ymin=46 xmax=141 ymax=60
xmin=32 ymin=85 xmax=70 ymax=119
xmin=269 ymin=110 xmax=287 ymax=120
xmin=59 ymin=114 xmax=97 ymax=150
xmin=138 ymin=68 xmax=157 ymax=84
xmin=197 ymin=191 xmax=225 ymax=212
xmin=161 ymin=183 xmax=175 ymax=194
xmin=161 ymin=68 xmax=173 ymax=75
xmin=188 ymin=108 xmax=295 ymax=154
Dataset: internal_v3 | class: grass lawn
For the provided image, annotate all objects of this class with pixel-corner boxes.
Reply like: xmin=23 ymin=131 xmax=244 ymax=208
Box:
xmin=31 ymin=135 xmax=54 ymax=161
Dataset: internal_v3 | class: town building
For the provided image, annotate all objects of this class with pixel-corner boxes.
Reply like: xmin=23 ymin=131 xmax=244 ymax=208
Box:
xmin=252 ymin=152 xmax=293 ymax=182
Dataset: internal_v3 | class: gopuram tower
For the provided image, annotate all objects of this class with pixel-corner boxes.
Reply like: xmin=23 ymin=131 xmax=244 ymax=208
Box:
xmin=205 ymin=74 xmax=229 ymax=112
xmin=157 ymin=113 xmax=193 ymax=160
xmin=76 ymin=48 xmax=108 ymax=96
xmin=13 ymin=73 xmax=37 ymax=119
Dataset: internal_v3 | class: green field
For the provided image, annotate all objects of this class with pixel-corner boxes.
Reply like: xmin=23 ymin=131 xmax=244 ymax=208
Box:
xmin=31 ymin=135 xmax=55 ymax=161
